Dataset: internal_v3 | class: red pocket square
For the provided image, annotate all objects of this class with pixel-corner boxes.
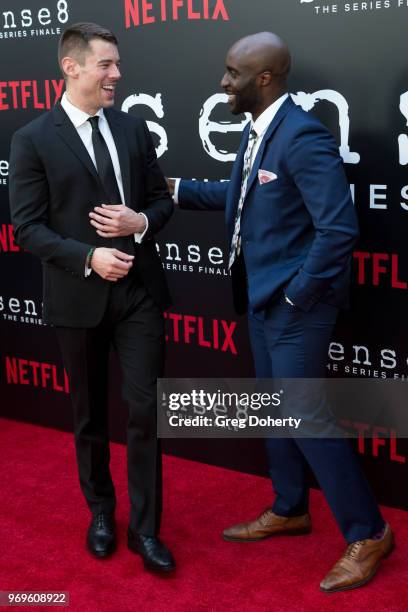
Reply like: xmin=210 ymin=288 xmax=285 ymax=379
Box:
xmin=258 ymin=169 xmax=278 ymax=184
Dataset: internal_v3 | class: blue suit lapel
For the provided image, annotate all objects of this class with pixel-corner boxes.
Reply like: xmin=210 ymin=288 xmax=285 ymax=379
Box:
xmin=245 ymin=96 xmax=294 ymax=197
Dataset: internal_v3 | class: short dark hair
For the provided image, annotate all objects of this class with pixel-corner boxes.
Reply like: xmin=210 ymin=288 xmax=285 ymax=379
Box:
xmin=58 ymin=22 xmax=118 ymax=74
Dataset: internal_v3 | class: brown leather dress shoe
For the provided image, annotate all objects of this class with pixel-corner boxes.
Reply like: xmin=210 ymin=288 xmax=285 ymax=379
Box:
xmin=320 ymin=523 xmax=394 ymax=593
xmin=223 ymin=508 xmax=312 ymax=542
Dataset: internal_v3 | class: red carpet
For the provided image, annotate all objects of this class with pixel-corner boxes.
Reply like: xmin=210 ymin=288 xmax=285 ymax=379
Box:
xmin=0 ymin=418 xmax=406 ymax=611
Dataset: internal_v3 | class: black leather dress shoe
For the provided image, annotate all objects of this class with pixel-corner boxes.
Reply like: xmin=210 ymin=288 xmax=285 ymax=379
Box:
xmin=127 ymin=530 xmax=176 ymax=573
xmin=87 ymin=513 xmax=116 ymax=558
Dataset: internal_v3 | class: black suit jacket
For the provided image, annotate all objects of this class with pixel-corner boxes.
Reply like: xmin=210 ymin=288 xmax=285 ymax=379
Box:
xmin=9 ymin=104 xmax=172 ymax=327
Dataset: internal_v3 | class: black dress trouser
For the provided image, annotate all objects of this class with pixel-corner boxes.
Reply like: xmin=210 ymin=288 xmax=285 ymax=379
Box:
xmin=56 ymin=271 xmax=164 ymax=536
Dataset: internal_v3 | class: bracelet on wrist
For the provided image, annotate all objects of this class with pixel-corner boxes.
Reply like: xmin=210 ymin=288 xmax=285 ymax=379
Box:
xmin=86 ymin=247 xmax=95 ymax=269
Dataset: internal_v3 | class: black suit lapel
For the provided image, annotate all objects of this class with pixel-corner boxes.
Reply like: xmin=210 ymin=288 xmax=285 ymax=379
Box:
xmin=53 ymin=103 xmax=99 ymax=182
xmin=104 ymin=109 xmax=131 ymax=207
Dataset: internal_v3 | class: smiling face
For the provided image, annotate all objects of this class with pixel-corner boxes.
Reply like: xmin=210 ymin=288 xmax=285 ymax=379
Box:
xmin=220 ymin=47 xmax=263 ymax=118
xmin=220 ymin=33 xmax=291 ymax=121
xmin=62 ymin=38 xmax=121 ymax=115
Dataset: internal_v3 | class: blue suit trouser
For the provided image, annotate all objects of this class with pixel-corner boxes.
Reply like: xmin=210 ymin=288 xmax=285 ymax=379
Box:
xmin=248 ymin=296 xmax=384 ymax=542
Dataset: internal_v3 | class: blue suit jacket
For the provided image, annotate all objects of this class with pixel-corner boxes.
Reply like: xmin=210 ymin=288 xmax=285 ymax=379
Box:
xmin=179 ymin=96 xmax=359 ymax=315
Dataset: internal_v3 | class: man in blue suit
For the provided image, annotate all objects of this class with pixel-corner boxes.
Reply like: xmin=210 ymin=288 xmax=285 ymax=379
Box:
xmin=167 ymin=32 xmax=394 ymax=592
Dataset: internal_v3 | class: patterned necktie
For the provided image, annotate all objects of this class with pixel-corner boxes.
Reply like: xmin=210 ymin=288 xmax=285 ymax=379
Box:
xmin=228 ymin=128 xmax=258 ymax=269
xmin=88 ymin=115 xmax=122 ymax=204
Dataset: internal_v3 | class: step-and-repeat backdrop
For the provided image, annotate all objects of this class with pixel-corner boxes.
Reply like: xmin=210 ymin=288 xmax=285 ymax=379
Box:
xmin=1 ymin=0 xmax=408 ymax=508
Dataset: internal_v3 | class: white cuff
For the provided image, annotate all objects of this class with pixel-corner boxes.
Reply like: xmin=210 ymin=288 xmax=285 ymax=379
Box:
xmin=173 ymin=178 xmax=181 ymax=204
xmin=134 ymin=212 xmax=148 ymax=243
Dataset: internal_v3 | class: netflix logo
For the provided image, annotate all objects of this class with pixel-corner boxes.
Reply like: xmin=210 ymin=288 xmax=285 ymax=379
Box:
xmin=164 ymin=311 xmax=237 ymax=355
xmin=0 ymin=79 xmax=64 ymax=111
xmin=353 ymin=251 xmax=408 ymax=289
xmin=4 ymin=356 xmax=69 ymax=394
xmin=0 ymin=225 xmax=20 ymax=253
xmin=341 ymin=420 xmax=406 ymax=463
xmin=124 ymin=0 xmax=230 ymax=28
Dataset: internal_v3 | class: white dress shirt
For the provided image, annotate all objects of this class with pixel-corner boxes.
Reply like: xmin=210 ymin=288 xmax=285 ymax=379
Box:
xmin=173 ymin=93 xmax=289 ymax=202
xmin=60 ymin=93 xmax=147 ymax=275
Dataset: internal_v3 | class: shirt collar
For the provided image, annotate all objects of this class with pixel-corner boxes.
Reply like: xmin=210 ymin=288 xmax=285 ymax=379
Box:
xmin=61 ymin=92 xmax=104 ymax=128
xmin=251 ymin=92 xmax=289 ymax=138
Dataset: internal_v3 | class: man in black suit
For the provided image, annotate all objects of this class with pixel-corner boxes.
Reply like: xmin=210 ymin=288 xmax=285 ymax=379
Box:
xmin=9 ymin=22 xmax=175 ymax=573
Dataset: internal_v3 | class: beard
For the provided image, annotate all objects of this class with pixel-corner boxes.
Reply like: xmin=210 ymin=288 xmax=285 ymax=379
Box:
xmin=229 ymin=83 xmax=259 ymax=116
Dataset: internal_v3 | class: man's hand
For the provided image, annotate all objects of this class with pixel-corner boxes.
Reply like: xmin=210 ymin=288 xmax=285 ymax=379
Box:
xmin=89 ymin=204 xmax=146 ymax=238
xmin=91 ymin=247 xmax=134 ymax=282
xmin=166 ymin=178 xmax=175 ymax=196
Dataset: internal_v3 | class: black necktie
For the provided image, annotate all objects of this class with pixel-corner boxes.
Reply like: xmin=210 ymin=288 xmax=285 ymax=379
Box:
xmin=88 ymin=115 xmax=135 ymax=258
xmin=88 ymin=115 xmax=121 ymax=204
